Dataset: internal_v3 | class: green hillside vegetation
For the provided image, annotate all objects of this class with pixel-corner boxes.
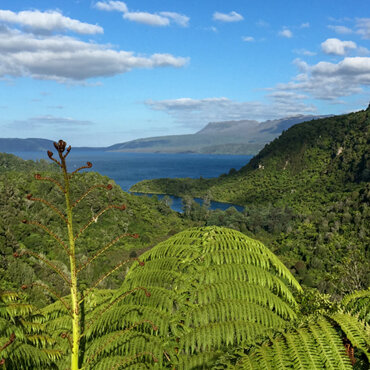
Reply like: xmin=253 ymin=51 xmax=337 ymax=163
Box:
xmin=0 ymin=153 xmax=192 ymax=307
xmin=0 ymin=139 xmax=369 ymax=369
xmin=132 ymin=108 xmax=370 ymax=295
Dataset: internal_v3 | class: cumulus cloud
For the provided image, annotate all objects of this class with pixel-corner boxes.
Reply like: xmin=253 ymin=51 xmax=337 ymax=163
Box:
xmin=279 ymin=28 xmax=293 ymax=38
xmin=276 ymin=57 xmax=370 ymax=100
xmin=0 ymin=27 xmax=188 ymax=83
xmin=213 ymin=11 xmax=243 ymax=23
xmin=145 ymin=95 xmax=316 ymax=127
xmin=0 ymin=9 xmax=103 ymax=34
xmin=242 ymin=36 xmax=254 ymax=42
xmin=321 ymin=38 xmax=357 ymax=55
xmin=95 ymin=1 xmax=189 ymax=27
xmin=300 ymin=22 xmax=310 ymax=28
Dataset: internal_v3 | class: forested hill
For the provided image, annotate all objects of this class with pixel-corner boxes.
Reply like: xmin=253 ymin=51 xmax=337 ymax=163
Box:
xmin=132 ymin=106 xmax=369 ymax=207
xmin=0 ymin=152 xmax=57 ymax=173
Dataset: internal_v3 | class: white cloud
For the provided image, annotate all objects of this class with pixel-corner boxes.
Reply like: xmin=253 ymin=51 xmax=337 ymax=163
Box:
xmin=145 ymin=96 xmax=316 ymax=127
xmin=213 ymin=11 xmax=243 ymax=23
xmin=242 ymin=36 xmax=254 ymax=42
xmin=95 ymin=1 xmax=128 ymax=13
xmin=294 ymin=49 xmax=316 ymax=56
xmin=159 ymin=12 xmax=189 ymax=27
xmin=328 ymin=25 xmax=353 ymax=35
xmin=300 ymin=22 xmax=310 ymax=28
xmin=276 ymin=57 xmax=370 ymax=100
xmin=321 ymin=38 xmax=357 ymax=55
xmin=13 ymin=115 xmax=93 ymax=126
xmin=0 ymin=27 xmax=188 ymax=83
xmin=123 ymin=12 xmax=169 ymax=26
xmin=279 ymin=29 xmax=293 ymax=38
xmin=95 ymin=1 xmax=189 ymax=27
xmin=356 ymin=18 xmax=370 ymax=39
xmin=0 ymin=9 xmax=103 ymax=34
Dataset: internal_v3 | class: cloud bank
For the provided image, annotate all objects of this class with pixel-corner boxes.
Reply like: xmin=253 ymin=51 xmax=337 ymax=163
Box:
xmin=0 ymin=6 xmax=189 ymax=84
xmin=0 ymin=9 xmax=103 ymax=34
xmin=277 ymin=57 xmax=370 ymax=100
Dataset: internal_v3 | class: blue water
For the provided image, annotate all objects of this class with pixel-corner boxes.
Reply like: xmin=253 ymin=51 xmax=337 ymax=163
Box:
xmin=9 ymin=151 xmax=251 ymax=212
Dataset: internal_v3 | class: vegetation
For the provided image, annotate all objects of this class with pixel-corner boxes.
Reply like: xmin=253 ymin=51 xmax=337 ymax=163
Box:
xmin=131 ymin=107 xmax=370 ymax=296
xmin=1 ymin=104 xmax=369 ymax=368
xmin=0 ymin=153 xmax=192 ymax=307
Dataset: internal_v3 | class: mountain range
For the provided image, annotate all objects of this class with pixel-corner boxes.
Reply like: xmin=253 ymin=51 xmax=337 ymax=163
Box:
xmin=0 ymin=115 xmax=326 ymax=155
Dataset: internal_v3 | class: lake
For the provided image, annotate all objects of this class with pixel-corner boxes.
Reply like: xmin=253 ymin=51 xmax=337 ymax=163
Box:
xmin=9 ymin=151 xmax=252 ymax=212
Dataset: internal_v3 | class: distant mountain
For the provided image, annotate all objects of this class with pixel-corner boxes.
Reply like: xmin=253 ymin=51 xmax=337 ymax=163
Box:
xmin=108 ymin=115 xmax=325 ymax=155
xmin=0 ymin=115 xmax=326 ymax=155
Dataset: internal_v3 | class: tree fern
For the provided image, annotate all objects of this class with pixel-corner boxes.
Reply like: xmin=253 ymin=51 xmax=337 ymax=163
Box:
xmin=119 ymin=226 xmax=302 ymax=368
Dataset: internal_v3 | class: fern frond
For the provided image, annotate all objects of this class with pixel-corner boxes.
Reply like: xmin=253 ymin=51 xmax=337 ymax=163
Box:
xmin=308 ymin=318 xmax=352 ymax=369
xmin=342 ymin=289 xmax=370 ymax=323
xmin=195 ymin=281 xmax=296 ymax=319
xmin=180 ymin=321 xmax=273 ymax=354
xmin=330 ymin=312 xmax=370 ymax=361
xmin=86 ymin=304 xmax=169 ymax=339
xmin=186 ymin=300 xmax=286 ymax=329
xmin=235 ymin=315 xmax=356 ymax=369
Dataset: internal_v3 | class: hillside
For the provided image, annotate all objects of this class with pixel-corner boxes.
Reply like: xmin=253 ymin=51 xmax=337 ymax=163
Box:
xmin=131 ymin=107 xmax=370 ymax=294
xmin=132 ymin=108 xmax=369 ymax=205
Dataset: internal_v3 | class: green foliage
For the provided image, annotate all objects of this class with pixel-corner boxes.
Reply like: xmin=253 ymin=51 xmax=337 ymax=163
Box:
xmin=1 ymin=142 xmax=187 ymax=369
xmin=0 ymin=291 xmax=62 ymax=369
xmin=131 ymin=109 xmax=370 ymax=296
xmin=0 ymin=152 xmax=192 ymax=306
xmin=120 ymin=226 xmax=302 ymax=368
xmin=232 ymin=311 xmax=370 ymax=369
xmin=342 ymin=289 xmax=370 ymax=324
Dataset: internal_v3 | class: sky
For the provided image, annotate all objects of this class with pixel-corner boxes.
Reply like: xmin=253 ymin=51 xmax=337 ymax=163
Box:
xmin=0 ymin=0 xmax=369 ymax=147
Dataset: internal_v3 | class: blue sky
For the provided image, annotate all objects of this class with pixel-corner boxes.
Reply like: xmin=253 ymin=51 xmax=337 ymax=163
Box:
xmin=0 ymin=0 xmax=369 ymax=146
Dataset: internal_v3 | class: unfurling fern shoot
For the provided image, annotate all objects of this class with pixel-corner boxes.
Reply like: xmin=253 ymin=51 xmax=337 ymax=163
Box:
xmin=17 ymin=140 xmax=155 ymax=370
